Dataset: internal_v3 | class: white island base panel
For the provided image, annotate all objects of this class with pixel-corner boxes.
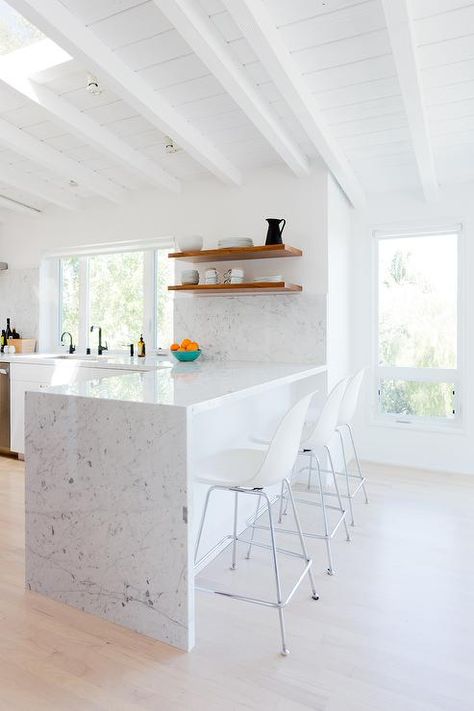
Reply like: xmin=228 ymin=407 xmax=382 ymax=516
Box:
xmin=25 ymin=395 xmax=193 ymax=651
xmin=24 ymin=362 xmax=326 ymax=652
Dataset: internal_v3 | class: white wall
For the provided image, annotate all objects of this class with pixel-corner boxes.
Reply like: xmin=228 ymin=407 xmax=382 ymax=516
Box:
xmin=0 ymin=166 xmax=330 ymax=363
xmin=327 ymin=175 xmax=353 ymax=389
xmin=352 ymin=185 xmax=474 ymax=475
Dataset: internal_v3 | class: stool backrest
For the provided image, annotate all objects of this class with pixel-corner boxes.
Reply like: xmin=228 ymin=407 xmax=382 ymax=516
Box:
xmin=251 ymin=391 xmax=316 ymax=488
xmin=337 ymin=369 xmax=365 ymax=426
xmin=303 ymin=378 xmax=348 ymax=449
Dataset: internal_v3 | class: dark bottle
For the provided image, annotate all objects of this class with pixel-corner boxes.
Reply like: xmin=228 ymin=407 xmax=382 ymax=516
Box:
xmin=5 ymin=318 xmax=12 ymax=341
xmin=11 ymin=328 xmax=20 ymax=339
xmin=137 ymin=335 xmax=146 ymax=358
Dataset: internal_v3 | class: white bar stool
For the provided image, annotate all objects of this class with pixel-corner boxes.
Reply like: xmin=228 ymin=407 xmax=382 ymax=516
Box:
xmin=194 ymin=391 xmax=319 ymax=657
xmin=336 ymin=369 xmax=369 ymax=526
xmin=275 ymin=379 xmax=351 ymax=576
xmin=305 ymin=370 xmax=369 ymax=526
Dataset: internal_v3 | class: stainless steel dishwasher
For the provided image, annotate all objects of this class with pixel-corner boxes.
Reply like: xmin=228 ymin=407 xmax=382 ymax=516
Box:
xmin=0 ymin=364 xmax=10 ymax=452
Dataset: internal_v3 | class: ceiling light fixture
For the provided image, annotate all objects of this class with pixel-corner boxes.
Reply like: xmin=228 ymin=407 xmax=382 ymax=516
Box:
xmin=164 ymin=136 xmax=180 ymax=154
xmin=87 ymin=74 xmax=102 ymax=95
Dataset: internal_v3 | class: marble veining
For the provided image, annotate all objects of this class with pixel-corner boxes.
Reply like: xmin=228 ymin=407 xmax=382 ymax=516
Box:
xmin=25 ymin=393 xmax=193 ymax=650
xmin=44 ymin=361 xmax=326 ymax=413
xmin=24 ymin=361 xmax=325 ymax=652
xmin=174 ymin=293 xmax=326 ymax=363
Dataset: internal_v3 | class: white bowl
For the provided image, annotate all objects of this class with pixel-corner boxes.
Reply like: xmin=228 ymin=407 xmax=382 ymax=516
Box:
xmin=181 ymin=270 xmax=199 ymax=285
xmin=177 ymin=235 xmax=203 ymax=252
xmin=182 ymin=278 xmax=199 ymax=285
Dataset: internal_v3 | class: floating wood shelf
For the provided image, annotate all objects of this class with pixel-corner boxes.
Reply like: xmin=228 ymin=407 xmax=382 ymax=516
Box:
xmin=168 ymin=282 xmax=302 ymax=295
xmin=168 ymin=244 xmax=302 ymax=262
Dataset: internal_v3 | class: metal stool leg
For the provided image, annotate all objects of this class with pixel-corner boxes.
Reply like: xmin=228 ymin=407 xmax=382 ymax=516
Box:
xmin=325 ymin=445 xmax=351 ymax=543
xmin=279 ymin=459 xmax=298 ymax=522
xmin=230 ymin=491 xmax=239 ymax=570
xmin=306 ymin=451 xmax=314 ymax=490
xmin=284 ymin=478 xmax=319 ymax=601
xmin=245 ymin=492 xmax=262 ymax=559
xmin=338 ymin=429 xmax=355 ymax=526
xmin=347 ymin=424 xmax=369 ymax=504
xmin=315 ymin=455 xmax=334 ymax=575
xmin=194 ymin=485 xmax=215 ymax=565
xmin=262 ymin=491 xmax=289 ymax=656
xmin=277 ymin=479 xmax=286 ymax=524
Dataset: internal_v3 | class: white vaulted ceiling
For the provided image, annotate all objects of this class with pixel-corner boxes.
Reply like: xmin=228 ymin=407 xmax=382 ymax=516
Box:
xmin=0 ymin=0 xmax=473 ymax=217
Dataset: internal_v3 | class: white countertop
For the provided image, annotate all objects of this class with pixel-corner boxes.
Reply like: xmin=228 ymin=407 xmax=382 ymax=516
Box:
xmin=0 ymin=352 xmax=170 ymax=371
xmin=41 ymin=360 xmax=326 ymax=413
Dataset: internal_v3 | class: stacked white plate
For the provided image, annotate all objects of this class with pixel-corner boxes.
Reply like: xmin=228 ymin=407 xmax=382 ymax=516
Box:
xmin=218 ymin=238 xmax=254 ymax=249
xmin=253 ymin=275 xmax=283 ymax=283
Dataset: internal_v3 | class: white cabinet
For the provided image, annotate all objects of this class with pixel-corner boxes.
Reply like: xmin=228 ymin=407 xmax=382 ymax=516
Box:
xmin=10 ymin=362 xmax=128 ymax=454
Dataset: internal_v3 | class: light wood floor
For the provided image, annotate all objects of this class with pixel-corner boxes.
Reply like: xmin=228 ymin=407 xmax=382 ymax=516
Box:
xmin=1 ymin=456 xmax=474 ymax=711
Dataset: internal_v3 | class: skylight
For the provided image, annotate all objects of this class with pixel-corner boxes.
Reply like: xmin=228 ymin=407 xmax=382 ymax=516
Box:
xmin=0 ymin=0 xmax=44 ymax=56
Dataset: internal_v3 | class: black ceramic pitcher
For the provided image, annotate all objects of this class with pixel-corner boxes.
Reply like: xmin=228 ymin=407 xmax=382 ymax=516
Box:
xmin=265 ymin=218 xmax=286 ymax=245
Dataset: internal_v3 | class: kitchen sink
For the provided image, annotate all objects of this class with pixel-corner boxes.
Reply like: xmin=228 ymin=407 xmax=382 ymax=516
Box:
xmin=52 ymin=354 xmax=105 ymax=362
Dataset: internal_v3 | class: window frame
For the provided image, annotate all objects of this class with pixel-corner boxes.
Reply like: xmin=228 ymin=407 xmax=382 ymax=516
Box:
xmin=372 ymin=224 xmax=465 ymax=431
xmin=40 ymin=237 xmax=174 ymax=354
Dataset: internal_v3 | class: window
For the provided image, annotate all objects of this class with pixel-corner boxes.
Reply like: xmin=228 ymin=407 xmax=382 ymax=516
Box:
xmin=375 ymin=228 xmax=461 ymax=425
xmin=0 ymin=0 xmax=44 ymax=55
xmin=59 ymin=256 xmax=80 ymax=345
xmin=55 ymin=243 xmax=174 ymax=353
xmin=89 ymin=251 xmax=145 ymax=351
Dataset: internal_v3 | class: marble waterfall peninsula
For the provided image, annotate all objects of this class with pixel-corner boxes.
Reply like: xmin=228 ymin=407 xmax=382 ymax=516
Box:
xmin=25 ymin=361 xmax=326 ymax=650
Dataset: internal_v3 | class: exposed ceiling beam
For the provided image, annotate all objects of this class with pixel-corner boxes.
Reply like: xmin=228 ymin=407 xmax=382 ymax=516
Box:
xmin=155 ymin=0 xmax=309 ymax=177
xmin=381 ymin=0 xmax=438 ymax=202
xmin=8 ymin=0 xmax=242 ymax=186
xmin=222 ymin=0 xmax=365 ymax=208
xmin=0 ymin=41 xmax=180 ymax=192
xmin=0 ymin=193 xmax=41 ymax=215
xmin=0 ymin=117 xmax=123 ymax=203
xmin=0 ymin=58 xmax=180 ymax=193
xmin=0 ymin=163 xmax=79 ymax=210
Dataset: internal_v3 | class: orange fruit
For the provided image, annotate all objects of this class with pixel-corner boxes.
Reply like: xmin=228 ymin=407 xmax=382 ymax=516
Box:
xmin=178 ymin=347 xmax=186 ymax=352
xmin=187 ymin=342 xmax=199 ymax=351
xmin=170 ymin=343 xmax=180 ymax=351
xmin=181 ymin=338 xmax=191 ymax=348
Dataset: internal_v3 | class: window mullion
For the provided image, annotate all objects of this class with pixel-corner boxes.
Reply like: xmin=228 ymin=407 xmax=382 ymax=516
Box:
xmin=79 ymin=256 xmax=89 ymax=353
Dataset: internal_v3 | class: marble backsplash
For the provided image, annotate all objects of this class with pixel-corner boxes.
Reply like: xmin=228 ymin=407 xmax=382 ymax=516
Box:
xmin=0 ymin=267 xmax=39 ymax=339
xmin=174 ymin=293 xmax=326 ymax=363
xmin=0 ymin=268 xmax=326 ymax=364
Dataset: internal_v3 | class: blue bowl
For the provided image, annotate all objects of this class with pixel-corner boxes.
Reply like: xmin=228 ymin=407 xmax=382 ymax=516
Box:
xmin=172 ymin=349 xmax=202 ymax=362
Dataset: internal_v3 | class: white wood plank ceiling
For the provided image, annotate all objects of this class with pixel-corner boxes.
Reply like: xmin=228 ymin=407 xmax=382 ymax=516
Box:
xmin=0 ymin=0 xmax=473 ymax=217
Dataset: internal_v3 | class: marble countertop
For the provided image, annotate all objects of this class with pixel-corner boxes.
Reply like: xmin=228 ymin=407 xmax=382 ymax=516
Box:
xmin=41 ymin=361 xmax=326 ymax=413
